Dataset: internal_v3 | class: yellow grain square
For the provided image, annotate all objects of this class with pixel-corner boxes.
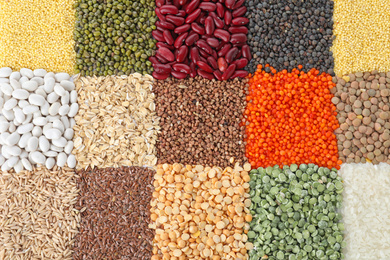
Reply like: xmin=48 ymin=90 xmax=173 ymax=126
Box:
xmin=0 ymin=0 xmax=75 ymax=74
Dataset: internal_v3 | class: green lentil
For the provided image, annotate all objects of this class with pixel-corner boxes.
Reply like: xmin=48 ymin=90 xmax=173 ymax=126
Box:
xmin=248 ymin=164 xmax=345 ymax=260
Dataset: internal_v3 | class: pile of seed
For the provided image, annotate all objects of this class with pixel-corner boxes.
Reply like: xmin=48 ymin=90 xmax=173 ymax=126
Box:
xmin=73 ymin=74 xmax=160 ymax=169
xmin=245 ymin=0 xmax=334 ymax=74
xmin=153 ymin=76 xmax=247 ymax=167
xmin=0 ymin=68 xmax=78 ymax=172
xmin=150 ymin=163 xmax=253 ymax=259
xmin=0 ymin=0 xmax=75 ymax=74
xmin=244 ymin=65 xmax=341 ymax=169
xmin=332 ymin=0 xmax=390 ymax=76
xmin=0 ymin=166 xmax=80 ymax=259
xmin=74 ymin=166 xmax=154 ymax=259
xmin=332 ymin=71 xmax=390 ymax=164
xmin=74 ymin=0 xmax=157 ymax=76
xmin=248 ymin=164 xmax=345 ymax=260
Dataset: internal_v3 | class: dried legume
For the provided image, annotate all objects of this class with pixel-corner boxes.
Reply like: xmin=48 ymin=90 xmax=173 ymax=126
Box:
xmin=244 ymin=65 xmax=341 ymax=169
xmin=248 ymin=164 xmax=345 ymax=260
xmin=153 ymin=76 xmax=247 ymax=168
xmin=74 ymin=166 xmax=154 ymax=259
xmin=150 ymin=163 xmax=253 ymax=259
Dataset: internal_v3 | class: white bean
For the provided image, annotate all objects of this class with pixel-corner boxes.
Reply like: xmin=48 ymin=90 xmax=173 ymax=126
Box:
xmin=47 ymin=92 xmax=59 ymax=103
xmin=50 ymin=145 xmax=63 ymax=152
xmin=33 ymin=69 xmax=47 ymax=77
xmin=18 ymin=100 xmax=29 ymax=108
xmin=61 ymin=116 xmax=70 ymax=129
xmin=7 ymin=156 xmax=19 ymax=167
xmin=9 ymin=71 xmax=21 ymax=81
xmin=0 ymin=121 xmax=10 ymax=133
xmin=22 ymin=105 xmax=39 ymax=114
xmin=49 ymin=102 xmax=61 ymax=116
xmin=31 ymin=151 xmax=45 ymax=165
xmin=6 ymin=132 xmax=20 ymax=146
xmin=32 ymin=126 xmax=43 ymax=137
xmin=41 ymin=101 xmax=50 ymax=116
xmin=39 ymin=136 xmax=50 ymax=153
xmin=2 ymin=109 xmax=15 ymax=121
xmin=22 ymin=158 xmax=33 ymax=171
xmin=22 ymin=81 xmax=38 ymax=91
xmin=70 ymin=90 xmax=77 ymax=103
xmin=27 ymin=136 xmax=39 ymax=151
xmin=8 ymin=146 xmax=22 ymax=156
xmin=44 ymin=151 xmax=58 ymax=157
xmin=0 ymin=83 xmax=13 ymax=96
xmin=53 ymin=119 xmax=64 ymax=133
xmin=15 ymin=161 xmax=24 ymax=173
xmin=1 ymin=162 xmax=11 ymax=171
xmin=19 ymin=76 xmax=29 ymax=85
xmin=55 ymin=72 xmax=70 ymax=82
xmin=59 ymin=104 xmax=70 ymax=116
xmin=4 ymin=98 xmax=17 ymax=110
xmin=52 ymin=137 xmax=67 ymax=148
xmin=12 ymin=89 xmax=29 ymax=99
xmin=67 ymin=154 xmax=76 ymax=168
xmin=45 ymin=157 xmax=55 ymax=169
xmin=54 ymin=84 xmax=66 ymax=97
xmin=0 ymin=155 xmax=5 ymax=166
xmin=61 ymin=91 xmax=70 ymax=105
xmin=64 ymin=128 xmax=74 ymax=140
xmin=29 ymin=94 xmax=45 ymax=106
xmin=20 ymin=68 xmax=34 ymax=78
xmin=44 ymin=72 xmax=55 ymax=80
xmin=35 ymin=87 xmax=47 ymax=98
xmin=10 ymin=79 xmax=21 ymax=90
xmin=0 ymin=67 xmax=12 ymax=77
xmin=14 ymin=107 xmax=25 ymax=124
xmin=31 ymin=77 xmax=44 ymax=86
xmin=18 ymin=133 xmax=31 ymax=148
xmin=43 ymin=128 xmax=61 ymax=140
xmin=44 ymin=77 xmax=55 ymax=93
xmin=60 ymin=80 xmax=75 ymax=91
xmin=57 ymin=152 xmax=67 ymax=167
xmin=17 ymin=123 xmax=33 ymax=134
xmin=68 ymin=103 xmax=79 ymax=117
xmin=33 ymin=117 xmax=47 ymax=126
xmin=64 ymin=141 xmax=74 ymax=154
xmin=9 ymin=122 xmax=16 ymax=132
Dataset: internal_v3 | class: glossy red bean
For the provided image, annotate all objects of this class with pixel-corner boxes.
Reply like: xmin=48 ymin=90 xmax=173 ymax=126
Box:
xmin=185 ymin=9 xmax=201 ymax=23
xmin=155 ymin=8 xmax=166 ymax=21
xmin=159 ymin=21 xmax=175 ymax=30
xmin=232 ymin=0 xmax=244 ymax=9
xmin=156 ymin=0 xmax=165 ymax=7
xmin=242 ymin=44 xmax=251 ymax=60
xmin=197 ymin=69 xmax=214 ymax=80
xmin=213 ymin=70 xmax=223 ymax=80
xmin=198 ymin=48 xmax=209 ymax=58
xmin=171 ymin=71 xmax=187 ymax=79
xmin=206 ymin=37 xmax=220 ymax=48
xmin=172 ymin=63 xmax=190 ymax=74
xmin=154 ymin=63 xmax=172 ymax=74
xmin=152 ymin=30 xmax=165 ymax=42
xmin=176 ymin=45 xmax=189 ymax=62
xmin=224 ymin=10 xmax=232 ymax=25
xmin=210 ymin=12 xmax=224 ymax=28
xmin=225 ymin=46 xmax=238 ymax=63
xmin=160 ymin=5 xmax=179 ymax=14
xmin=225 ymin=0 xmax=235 ymax=9
xmin=153 ymin=71 xmax=170 ymax=80
xmin=179 ymin=0 xmax=187 ymax=5
xmin=199 ymin=14 xmax=207 ymax=25
xmin=199 ymin=2 xmax=216 ymax=11
xmin=163 ymin=30 xmax=174 ymax=45
xmin=190 ymin=62 xmax=197 ymax=77
xmin=155 ymin=21 xmax=164 ymax=32
xmin=217 ymin=43 xmax=231 ymax=57
xmin=222 ymin=64 xmax=236 ymax=80
xmin=185 ymin=0 xmax=200 ymax=14
xmin=174 ymin=32 xmax=189 ymax=49
xmin=205 ymin=17 xmax=215 ymax=35
xmin=214 ymin=29 xmax=230 ymax=42
xmin=174 ymin=24 xmax=191 ymax=34
xmin=212 ymin=50 xmax=218 ymax=59
xmin=230 ymin=33 xmax=247 ymax=44
xmin=158 ymin=46 xmax=175 ymax=62
xmin=216 ymin=3 xmax=224 ymax=18
xmin=157 ymin=42 xmax=175 ymax=50
xmin=166 ymin=15 xmax=185 ymax=26
xmin=196 ymin=61 xmax=213 ymax=73
xmin=207 ymin=56 xmax=218 ymax=69
xmin=231 ymin=17 xmax=248 ymax=25
xmin=185 ymin=33 xmax=199 ymax=46
xmin=190 ymin=47 xmax=200 ymax=63
xmin=232 ymin=6 xmax=246 ymax=17
xmin=177 ymin=10 xmax=186 ymax=17
xmin=191 ymin=22 xmax=205 ymax=35
xmin=228 ymin=26 xmax=248 ymax=34
xmin=217 ymin=57 xmax=228 ymax=72
xmin=156 ymin=53 xmax=170 ymax=63
xmin=173 ymin=0 xmax=181 ymax=7
xmin=232 ymin=58 xmax=248 ymax=69
xmin=199 ymin=56 xmax=208 ymax=63
xmin=230 ymin=69 xmax=248 ymax=79
xmin=149 ymin=56 xmax=160 ymax=65
xmin=196 ymin=40 xmax=213 ymax=54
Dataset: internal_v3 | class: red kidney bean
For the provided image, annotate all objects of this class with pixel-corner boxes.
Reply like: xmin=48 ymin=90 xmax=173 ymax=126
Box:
xmin=222 ymin=64 xmax=236 ymax=80
xmin=230 ymin=69 xmax=248 ymax=78
xmin=190 ymin=47 xmax=200 ymax=63
xmin=158 ymin=46 xmax=175 ymax=62
xmin=199 ymin=2 xmax=216 ymax=11
xmin=210 ymin=12 xmax=224 ymax=28
xmin=173 ymin=0 xmax=181 ymax=7
xmin=232 ymin=58 xmax=247 ymax=69
xmin=152 ymin=71 xmax=170 ymax=80
xmin=172 ymin=63 xmax=191 ymax=74
xmin=152 ymin=30 xmax=165 ymax=42
xmin=154 ymin=63 xmax=172 ymax=74
xmin=157 ymin=42 xmax=175 ymax=50
xmin=155 ymin=8 xmax=166 ymax=21
xmin=156 ymin=0 xmax=165 ymax=7
xmin=232 ymin=0 xmax=244 ymax=9
xmin=185 ymin=33 xmax=199 ymax=46
xmin=225 ymin=46 xmax=238 ymax=63
xmin=160 ymin=5 xmax=179 ymax=14
xmin=217 ymin=57 xmax=228 ymax=72
xmin=196 ymin=40 xmax=213 ymax=54
xmin=230 ymin=33 xmax=247 ymax=44
xmin=190 ymin=62 xmax=197 ymax=77
xmin=232 ymin=6 xmax=246 ymax=17
xmin=207 ymin=56 xmax=218 ymax=69
xmin=199 ymin=56 xmax=208 ymax=63
xmin=177 ymin=10 xmax=186 ymax=17
xmin=217 ymin=43 xmax=231 ymax=57
xmin=163 ymin=30 xmax=174 ymax=45
xmin=156 ymin=53 xmax=170 ymax=63
xmin=155 ymin=21 xmax=164 ymax=32
xmin=176 ymin=45 xmax=189 ymax=62
xmin=166 ymin=15 xmax=185 ymax=26
xmin=185 ymin=0 xmax=200 ymax=13
xmin=159 ymin=21 xmax=175 ymax=30
xmin=174 ymin=32 xmax=189 ymax=48
xmin=197 ymin=69 xmax=214 ymax=80
xmin=214 ymin=29 xmax=230 ymax=42
xmin=213 ymin=70 xmax=223 ymax=80
xmin=171 ymin=71 xmax=187 ymax=79
xmin=224 ymin=10 xmax=232 ymax=25
xmin=196 ymin=61 xmax=213 ymax=73
xmin=216 ymin=3 xmax=224 ymax=18
xmin=185 ymin=9 xmax=201 ymax=23
xmin=211 ymin=50 xmax=218 ymax=59
xmin=149 ymin=56 xmax=160 ymax=65
xmin=198 ymin=48 xmax=209 ymax=58
xmin=231 ymin=17 xmax=248 ymax=25
xmin=174 ymin=24 xmax=191 ymax=34
xmin=228 ymin=26 xmax=248 ymax=34
xmin=236 ymin=49 xmax=242 ymax=59
xmin=205 ymin=17 xmax=215 ymax=35
xmin=206 ymin=37 xmax=220 ymax=48
xmin=225 ymin=0 xmax=235 ymax=9
xmin=179 ymin=0 xmax=187 ymax=5
xmin=242 ymin=44 xmax=251 ymax=60
xmin=191 ymin=22 xmax=205 ymax=35
xmin=199 ymin=14 xmax=207 ymax=25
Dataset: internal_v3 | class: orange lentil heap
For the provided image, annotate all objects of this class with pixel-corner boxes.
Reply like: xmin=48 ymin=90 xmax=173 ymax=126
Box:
xmin=244 ymin=65 xmax=342 ymax=169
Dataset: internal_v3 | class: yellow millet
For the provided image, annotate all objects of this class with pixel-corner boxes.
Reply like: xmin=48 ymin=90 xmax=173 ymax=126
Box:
xmin=332 ymin=0 xmax=390 ymax=76
xmin=0 ymin=0 xmax=75 ymax=74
